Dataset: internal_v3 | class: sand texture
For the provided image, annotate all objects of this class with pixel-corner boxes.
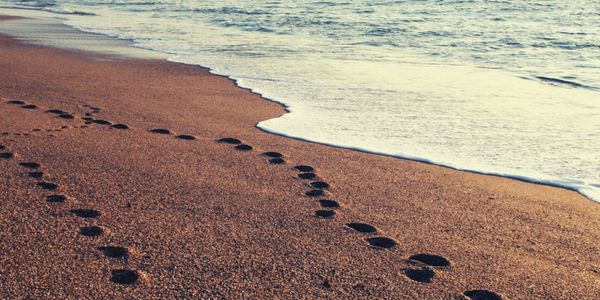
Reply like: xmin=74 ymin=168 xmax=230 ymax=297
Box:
xmin=1 ymin=29 xmax=599 ymax=299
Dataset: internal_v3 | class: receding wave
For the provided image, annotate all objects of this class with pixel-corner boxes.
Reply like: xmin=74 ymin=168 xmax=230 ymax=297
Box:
xmin=535 ymin=76 xmax=597 ymax=90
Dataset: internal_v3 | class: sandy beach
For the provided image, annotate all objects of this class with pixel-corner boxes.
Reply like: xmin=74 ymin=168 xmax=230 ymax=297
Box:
xmin=1 ymin=15 xmax=599 ymax=300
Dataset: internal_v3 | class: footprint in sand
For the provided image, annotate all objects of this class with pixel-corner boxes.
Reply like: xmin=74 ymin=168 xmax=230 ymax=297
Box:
xmin=70 ymin=209 xmax=101 ymax=218
xmin=98 ymin=246 xmax=129 ymax=259
xmin=346 ymin=223 xmax=378 ymax=234
xmin=294 ymin=165 xmax=315 ymax=172
xmin=45 ymin=109 xmax=65 ymax=114
xmin=305 ymin=189 xmax=325 ymax=197
xmin=0 ymin=152 xmax=15 ymax=159
xmin=111 ymin=124 xmax=129 ymax=130
xmin=47 ymin=194 xmax=68 ymax=203
xmin=58 ymin=113 xmax=75 ymax=120
xmin=175 ymin=134 xmax=195 ymax=141
xmin=28 ymin=171 xmax=44 ymax=178
xmin=19 ymin=162 xmax=41 ymax=169
xmin=409 ymin=254 xmax=451 ymax=268
xmin=79 ymin=226 xmax=104 ymax=237
xmin=310 ymin=181 xmax=330 ymax=189
xmin=404 ymin=267 xmax=435 ymax=283
xmin=150 ymin=128 xmax=172 ymax=134
xmin=269 ymin=158 xmax=285 ymax=164
xmin=21 ymin=104 xmax=38 ymax=109
xmin=463 ymin=290 xmax=503 ymax=300
xmin=298 ymin=172 xmax=317 ymax=180
xmin=315 ymin=210 xmax=336 ymax=219
xmin=37 ymin=182 xmax=58 ymax=190
xmin=6 ymin=100 xmax=26 ymax=105
xmin=235 ymin=144 xmax=253 ymax=151
xmin=319 ymin=199 xmax=340 ymax=209
xmin=262 ymin=151 xmax=283 ymax=158
xmin=217 ymin=137 xmax=242 ymax=144
xmin=92 ymin=119 xmax=112 ymax=125
xmin=110 ymin=269 xmax=142 ymax=285
xmin=366 ymin=236 xmax=397 ymax=249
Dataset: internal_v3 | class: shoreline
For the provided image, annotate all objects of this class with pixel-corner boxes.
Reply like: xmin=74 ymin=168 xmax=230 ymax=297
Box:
xmin=1 ymin=7 xmax=597 ymax=203
xmin=1 ymin=12 xmax=600 ymax=299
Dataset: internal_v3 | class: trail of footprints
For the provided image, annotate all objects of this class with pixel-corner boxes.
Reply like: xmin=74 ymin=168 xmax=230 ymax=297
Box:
xmin=2 ymin=98 xmax=502 ymax=298
xmin=215 ymin=136 xmax=503 ymax=299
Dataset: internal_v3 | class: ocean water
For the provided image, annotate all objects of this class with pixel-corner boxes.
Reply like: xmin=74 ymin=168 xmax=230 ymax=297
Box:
xmin=2 ymin=1 xmax=599 ymax=202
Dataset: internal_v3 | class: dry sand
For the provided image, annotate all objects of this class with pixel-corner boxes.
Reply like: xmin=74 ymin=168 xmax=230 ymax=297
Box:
xmin=0 ymin=17 xmax=599 ymax=299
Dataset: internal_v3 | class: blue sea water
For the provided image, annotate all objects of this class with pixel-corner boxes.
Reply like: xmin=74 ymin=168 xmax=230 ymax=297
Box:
xmin=2 ymin=0 xmax=599 ymax=201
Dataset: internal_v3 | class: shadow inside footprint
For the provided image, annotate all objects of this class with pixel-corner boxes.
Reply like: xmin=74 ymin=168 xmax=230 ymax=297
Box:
xmin=0 ymin=152 xmax=14 ymax=159
xmin=367 ymin=236 xmax=397 ymax=249
xmin=235 ymin=144 xmax=253 ymax=151
xmin=58 ymin=113 xmax=75 ymax=119
xmin=175 ymin=135 xmax=195 ymax=140
xmin=93 ymin=119 xmax=112 ymax=125
xmin=298 ymin=173 xmax=317 ymax=180
xmin=319 ymin=199 xmax=340 ymax=209
xmin=70 ymin=209 xmax=101 ymax=218
xmin=217 ymin=137 xmax=241 ymax=144
xmin=315 ymin=210 xmax=335 ymax=218
xmin=7 ymin=100 xmax=25 ymax=105
xmin=98 ymin=246 xmax=129 ymax=259
xmin=111 ymin=124 xmax=129 ymax=129
xmin=310 ymin=181 xmax=330 ymax=189
xmin=409 ymin=254 xmax=451 ymax=268
xmin=37 ymin=182 xmax=58 ymax=190
xmin=346 ymin=223 xmax=377 ymax=233
xmin=22 ymin=104 xmax=37 ymax=109
xmin=80 ymin=226 xmax=103 ymax=237
xmin=295 ymin=165 xmax=315 ymax=172
xmin=150 ymin=128 xmax=171 ymax=134
xmin=110 ymin=269 xmax=140 ymax=285
xmin=262 ymin=152 xmax=283 ymax=158
xmin=19 ymin=162 xmax=41 ymax=169
xmin=306 ymin=189 xmax=324 ymax=197
xmin=404 ymin=268 xmax=435 ymax=283
xmin=463 ymin=290 xmax=503 ymax=300
xmin=28 ymin=172 xmax=44 ymax=178
xmin=269 ymin=158 xmax=285 ymax=164
xmin=46 ymin=109 xmax=65 ymax=114
xmin=47 ymin=195 xmax=67 ymax=203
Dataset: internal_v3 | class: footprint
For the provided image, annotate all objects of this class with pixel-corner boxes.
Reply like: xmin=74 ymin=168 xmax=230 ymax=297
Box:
xmin=70 ymin=209 xmax=101 ymax=218
xmin=294 ymin=165 xmax=315 ymax=172
xmin=21 ymin=104 xmax=37 ymax=109
xmin=37 ymin=182 xmax=58 ymax=190
xmin=319 ymin=199 xmax=340 ymax=209
xmin=298 ymin=173 xmax=317 ymax=180
xmin=32 ymin=128 xmax=42 ymax=132
xmin=45 ymin=109 xmax=65 ymax=114
xmin=217 ymin=137 xmax=241 ymax=144
xmin=19 ymin=162 xmax=41 ymax=169
xmin=79 ymin=226 xmax=104 ymax=237
xmin=7 ymin=100 xmax=25 ymax=105
xmin=235 ymin=144 xmax=253 ymax=151
xmin=175 ymin=135 xmax=195 ymax=140
xmin=150 ymin=128 xmax=171 ymax=134
xmin=305 ymin=189 xmax=324 ymax=197
xmin=346 ymin=223 xmax=377 ymax=234
xmin=28 ymin=171 xmax=44 ymax=178
xmin=269 ymin=158 xmax=285 ymax=164
xmin=111 ymin=124 xmax=129 ymax=130
xmin=98 ymin=246 xmax=129 ymax=259
xmin=0 ymin=152 xmax=15 ymax=159
xmin=47 ymin=194 xmax=67 ymax=203
xmin=310 ymin=181 xmax=330 ymax=189
xmin=315 ymin=210 xmax=336 ymax=219
xmin=262 ymin=152 xmax=283 ymax=158
xmin=463 ymin=290 xmax=503 ymax=300
xmin=82 ymin=117 xmax=93 ymax=121
xmin=92 ymin=119 xmax=112 ymax=125
xmin=404 ymin=268 xmax=435 ymax=283
xmin=58 ymin=113 xmax=75 ymax=119
xmin=366 ymin=236 xmax=397 ymax=249
xmin=110 ymin=269 xmax=141 ymax=285
xmin=408 ymin=254 xmax=451 ymax=268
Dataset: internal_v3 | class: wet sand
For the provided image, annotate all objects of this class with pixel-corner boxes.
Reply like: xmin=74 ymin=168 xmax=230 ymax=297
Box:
xmin=1 ymin=17 xmax=599 ymax=299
